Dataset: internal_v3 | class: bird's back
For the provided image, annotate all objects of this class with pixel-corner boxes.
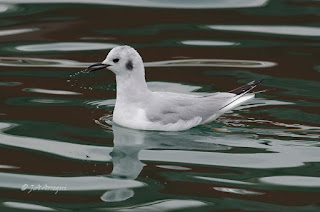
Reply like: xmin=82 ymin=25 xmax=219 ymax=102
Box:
xmin=144 ymin=91 xmax=237 ymax=127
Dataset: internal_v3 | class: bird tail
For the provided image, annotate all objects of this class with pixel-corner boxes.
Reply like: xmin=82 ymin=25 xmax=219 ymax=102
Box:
xmin=205 ymin=79 xmax=265 ymax=123
xmin=219 ymin=79 xmax=264 ymax=111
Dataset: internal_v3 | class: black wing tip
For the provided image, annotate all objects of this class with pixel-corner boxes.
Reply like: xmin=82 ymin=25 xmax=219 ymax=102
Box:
xmin=230 ymin=79 xmax=265 ymax=95
xmin=252 ymin=79 xmax=264 ymax=85
xmin=247 ymin=78 xmax=264 ymax=86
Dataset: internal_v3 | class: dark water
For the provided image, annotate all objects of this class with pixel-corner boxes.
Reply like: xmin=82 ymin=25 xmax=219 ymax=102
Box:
xmin=0 ymin=0 xmax=320 ymax=211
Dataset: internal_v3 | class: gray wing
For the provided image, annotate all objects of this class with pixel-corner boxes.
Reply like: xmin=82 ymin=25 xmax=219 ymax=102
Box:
xmin=145 ymin=91 xmax=236 ymax=125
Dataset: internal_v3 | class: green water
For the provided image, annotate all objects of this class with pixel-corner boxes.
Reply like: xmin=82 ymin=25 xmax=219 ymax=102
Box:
xmin=0 ymin=0 xmax=319 ymax=211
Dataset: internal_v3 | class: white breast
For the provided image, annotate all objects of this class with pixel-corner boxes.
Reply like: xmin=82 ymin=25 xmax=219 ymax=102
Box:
xmin=113 ymin=104 xmax=150 ymax=130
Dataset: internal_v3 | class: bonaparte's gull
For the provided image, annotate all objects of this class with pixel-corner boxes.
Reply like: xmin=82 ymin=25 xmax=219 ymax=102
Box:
xmin=85 ymin=45 xmax=264 ymax=131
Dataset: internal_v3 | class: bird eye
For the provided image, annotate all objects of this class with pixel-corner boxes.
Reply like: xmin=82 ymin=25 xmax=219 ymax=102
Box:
xmin=113 ymin=58 xmax=119 ymax=63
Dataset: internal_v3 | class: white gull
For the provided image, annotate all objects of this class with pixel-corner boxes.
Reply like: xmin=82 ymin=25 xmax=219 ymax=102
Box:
xmin=85 ymin=45 xmax=264 ymax=131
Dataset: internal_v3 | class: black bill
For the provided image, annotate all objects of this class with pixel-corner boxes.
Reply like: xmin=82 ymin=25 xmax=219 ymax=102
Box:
xmin=84 ymin=63 xmax=110 ymax=72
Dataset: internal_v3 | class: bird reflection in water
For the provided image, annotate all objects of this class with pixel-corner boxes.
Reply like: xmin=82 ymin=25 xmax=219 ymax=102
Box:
xmin=101 ymin=122 xmax=230 ymax=202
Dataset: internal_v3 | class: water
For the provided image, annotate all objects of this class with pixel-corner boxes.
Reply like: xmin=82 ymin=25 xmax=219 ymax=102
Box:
xmin=0 ymin=0 xmax=319 ymax=211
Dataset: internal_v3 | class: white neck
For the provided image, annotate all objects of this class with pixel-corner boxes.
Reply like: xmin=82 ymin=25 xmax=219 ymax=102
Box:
xmin=115 ymin=68 xmax=149 ymax=103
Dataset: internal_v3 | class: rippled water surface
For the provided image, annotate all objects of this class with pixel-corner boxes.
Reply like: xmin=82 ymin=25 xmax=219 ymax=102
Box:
xmin=0 ymin=0 xmax=320 ymax=211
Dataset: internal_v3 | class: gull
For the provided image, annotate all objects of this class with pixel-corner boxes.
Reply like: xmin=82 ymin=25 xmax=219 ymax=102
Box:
xmin=85 ymin=45 xmax=264 ymax=131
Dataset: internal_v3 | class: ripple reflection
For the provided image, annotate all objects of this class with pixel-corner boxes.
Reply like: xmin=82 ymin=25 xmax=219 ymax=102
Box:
xmin=23 ymin=88 xmax=82 ymax=95
xmin=0 ymin=28 xmax=38 ymax=36
xmin=0 ymin=57 xmax=88 ymax=68
xmin=209 ymin=25 xmax=320 ymax=36
xmin=16 ymin=42 xmax=117 ymax=52
xmin=145 ymin=58 xmax=276 ymax=68
xmin=260 ymin=176 xmax=320 ymax=187
xmin=213 ymin=187 xmax=264 ymax=195
xmin=3 ymin=202 xmax=55 ymax=211
xmin=3 ymin=0 xmax=269 ymax=9
xmin=0 ymin=4 xmax=12 ymax=13
xmin=182 ymin=40 xmax=240 ymax=46
xmin=0 ymin=56 xmax=276 ymax=69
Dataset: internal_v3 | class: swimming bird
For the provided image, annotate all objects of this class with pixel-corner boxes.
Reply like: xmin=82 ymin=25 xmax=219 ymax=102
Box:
xmin=85 ymin=45 xmax=263 ymax=131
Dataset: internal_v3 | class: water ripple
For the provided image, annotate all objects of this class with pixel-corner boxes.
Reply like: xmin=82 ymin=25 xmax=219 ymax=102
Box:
xmin=104 ymin=199 xmax=207 ymax=211
xmin=0 ymin=172 xmax=145 ymax=191
xmin=101 ymin=189 xmax=134 ymax=202
xmin=3 ymin=202 xmax=55 ymax=211
xmin=260 ymin=176 xmax=320 ymax=187
xmin=0 ymin=122 xmax=112 ymax=161
xmin=15 ymin=42 xmax=117 ymax=52
xmin=3 ymin=0 xmax=269 ymax=9
xmin=145 ymin=59 xmax=277 ymax=68
xmin=0 ymin=56 xmax=88 ymax=68
xmin=0 ymin=28 xmax=38 ymax=36
xmin=23 ymin=88 xmax=82 ymax=95
xmin=0 ymin=4 xmax=12 ymax=13
xmin=0 ymin=165 xmax=19 ymax=169
xmin=95 ymin=114 xmax=113 ymax=130
xmin=182 ymin=40 xmax=240 ymax=46
xmin=213 ymin=187 xmax=264 ymax=195
xmin=0 ymin=82 xmax=21 ymax=86
xmin=195 ymin=176 xmax=254 ymax=185
xmin=0 ymin=56 xmax=277 ymax=69
xmin=209 ymin=25 xmax=320 ymax=37
xmin=157 ymin=165 xmax=191 ymax=171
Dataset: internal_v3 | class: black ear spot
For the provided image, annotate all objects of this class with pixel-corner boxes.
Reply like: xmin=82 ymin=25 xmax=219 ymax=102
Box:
xmin=126 ymin=60 xmax=133 ymax=70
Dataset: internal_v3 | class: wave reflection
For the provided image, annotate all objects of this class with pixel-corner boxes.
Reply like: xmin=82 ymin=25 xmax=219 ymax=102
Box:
xmin=16 ymin=42 xmax=117 ymax=52
xmin=182 ymin=40 xmax=240 ymax=46
xmin=0 ymin=4 xmax=12 ymax=13
xmin=0 ymin=57 xmax=277 ymax=69
xmin=23 ymin=88 xmax=82 ymax=95
xmin=2 ymin=0 xmax=269 ymax=9
xmin=260 ymin=176 xmax=320 ymax=187
xmin=3 ymin=202 xmax=55 ymax=211
xmin=0 ymin=28 xmax=38 ymax=36
xmin=213 ymin=187 xmax=264 ymax=195
xmin=0 ymin=57 xmax=88 ymax=68
xmin=145 ymin=59 xmax=276 ymax=68
xmin=209 ymin=25 xmax=320 ymax=36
